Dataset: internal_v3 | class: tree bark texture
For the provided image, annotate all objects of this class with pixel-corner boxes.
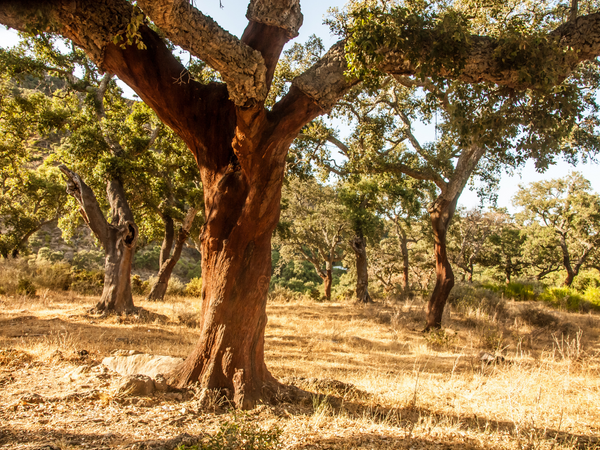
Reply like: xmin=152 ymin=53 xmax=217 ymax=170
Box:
xmin=159 ymin=215 xmax=175 ymax=269
xmin=426 ymin=196 xmax=458 ymax=330
xmin=59 ymin=166 xmax=137 ymax=314
xmin=323 ymin=262 xmax=333 ymax=301
xmin=148 ymin=208 xmax=198 ymax=301
xmin=399 ymin=228 xmax=410 ymax=292
xmin=351 ymin=234 xmax=371 ymax=303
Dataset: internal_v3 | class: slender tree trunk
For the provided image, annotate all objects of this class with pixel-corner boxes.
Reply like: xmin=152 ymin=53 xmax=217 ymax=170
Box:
xmin=399 ymin=230 xmax=410 ymax=292
xmin=324 ymin=261 xmax=333 ymax=301
xmin=351 ymin=234 xmax=371 ymax=303
xmin=505 ymin=266 xmax=512 ymax=284
xmin=148 ymin=208 xmax=198 ymax=301
xmin=59 ymin=166 xmax=137 ymax=314
xmin=466 ymin=264 xmax=473 ymax=283
xmin=159 ymin=215 xmax=174 ymax=268
xmin=426 ymin=196 xmax=458 ymax=330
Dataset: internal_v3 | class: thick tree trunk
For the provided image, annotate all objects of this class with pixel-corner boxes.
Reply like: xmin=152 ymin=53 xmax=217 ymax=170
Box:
xmin=159 ymin=215 xmax=174 ymax=268
xmin=94 ymin=178 xmax=138 ymax=314
xmin=148 ymin=208 xmax=198 ymax=301
xmin=426 ymin=197 xmax=458 ymax=330
xmin=351 ymin=234 xmax=371 ymax=303
xmin=168 ymin=165 xmax=283 ymax=408
xmin=96 ymin=222 xmax=137 ymax=313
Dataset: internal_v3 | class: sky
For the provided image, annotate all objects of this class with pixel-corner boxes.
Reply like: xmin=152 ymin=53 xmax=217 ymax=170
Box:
xmin=2 ymin=0 xmax=599 ymax=211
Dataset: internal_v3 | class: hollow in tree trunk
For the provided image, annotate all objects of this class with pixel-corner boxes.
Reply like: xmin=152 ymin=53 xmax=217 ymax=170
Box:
xmin=148 ymin=207 xmax=198 ymax=301
xmin=59 ymin=166 xmax=137 ymax=314
xmin=425 ymin=196 xmax=458 ymax=330
xmin=351 ymin=234 xmax=371 ymax=303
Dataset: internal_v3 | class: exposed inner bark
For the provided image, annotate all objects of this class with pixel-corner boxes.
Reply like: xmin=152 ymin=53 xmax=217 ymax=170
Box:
xmin=425 ymin=196 xmax=458 ymax=331
xmin=351 ymin=234 xmax=371 ymax=303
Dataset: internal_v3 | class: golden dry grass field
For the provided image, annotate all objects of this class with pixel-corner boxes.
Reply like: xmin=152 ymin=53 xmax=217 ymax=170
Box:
xmin=0 ymin=289 xmax=599 ymax=450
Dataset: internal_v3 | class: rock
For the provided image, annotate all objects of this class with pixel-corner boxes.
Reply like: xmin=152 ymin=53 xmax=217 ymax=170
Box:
xmin=111 ymin=349 xmax=142 ymax=357
xmin=118 ymin=374 xmax=155 ymax=396
xmin=153 ymin=374 xmax=169 ymax=393
xmin=479 ymin=352 xmax=506 ymax=365
xmin=102 ymin=353 xmax=183 ymax=378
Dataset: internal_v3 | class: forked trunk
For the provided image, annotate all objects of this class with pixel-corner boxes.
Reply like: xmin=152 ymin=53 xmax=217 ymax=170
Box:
xmin=426 ymin=197 xmax=458 ymax=330
xmin=59 ymin=166 xmax=138 ymax=314
xmin=351 ymin=234 xmax=371 ymax=303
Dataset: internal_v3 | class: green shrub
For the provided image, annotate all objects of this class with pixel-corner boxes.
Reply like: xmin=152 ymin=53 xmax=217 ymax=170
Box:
xmin=71 ymin=249 xmax=104 ymax=271
xmin=267 ymin=286 xmax=301 ymax=302
xmin=166 ymin=276 xmax=187 ymax=296
xmin=70 ymin=268 xmax=104 ymax=295
xmin=583 ymin=286 xmax=600 ymax=310
xmin=36 ymin=247 xmax=64 ymax=263
xmin=185 ymin=277 xmax=203 ymax=297
xmin=133 ymin=246 xmax=161 ymax=271
xmin=539 ymin=287 xmax=587 ymax=312
xmin=131 ymin=275 xmax=149 ymax=295
xmin=34 ymin=262 xmax=71 ymax=291
xmin=449 ymin=283 xmax=506 ymax=318
xmin=177 ymin=413 xmax=282 ymax=450
xmin=16 ymin=277 xmax=36 ymax=296
xmin=482 ymin=282 xmax=537 ymax=301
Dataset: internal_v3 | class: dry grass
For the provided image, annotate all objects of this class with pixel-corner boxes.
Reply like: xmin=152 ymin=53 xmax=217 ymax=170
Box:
xmin=0 ymin=290 xmax=599 ymax=450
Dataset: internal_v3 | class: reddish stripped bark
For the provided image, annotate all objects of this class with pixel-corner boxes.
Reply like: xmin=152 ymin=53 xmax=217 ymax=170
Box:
xmin=425 ymin=197 xmax=458 ymax=330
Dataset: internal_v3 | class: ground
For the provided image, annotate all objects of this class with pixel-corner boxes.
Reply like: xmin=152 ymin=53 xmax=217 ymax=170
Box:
xmin=0 ymin=289 xmax=599 ymax=450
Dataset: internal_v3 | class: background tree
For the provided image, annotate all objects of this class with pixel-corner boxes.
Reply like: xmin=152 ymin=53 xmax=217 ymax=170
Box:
xmin=449 ymin=208 xmax=506 ymax=282
xmin=338 ymin=176 xmax=382 ymax=303
xmin=278 ymin=178 xmax=350 ymax=301
xmin=478 ymin=215 xmax=527 ymax=284
xmin=0 ymin=71 xmax=68 ymax=257
xmin=514 ymin=172 xmax=600 ymax=286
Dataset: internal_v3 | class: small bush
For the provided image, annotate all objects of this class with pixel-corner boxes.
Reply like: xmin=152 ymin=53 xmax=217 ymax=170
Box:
xmin=449 ymin=283 xmax=506 ymax=318
xmin=37 ymin=247 xmax=64 ymax=263
xmin=424 ymin=329 xmax=456 ymax=350
xmin=267 ymin=286 xmax=301 ymax=303
xmin=185 ymin=277 xmax=203 ymax=297
xmin=166 ymin=276 xmax=187 ymax=296
xmin=131 ymin=275 xmax=149 ymax=295
xmin=34 ymin=262 xmax=71 ymax=291
xmin=177 ymin=413 xmax=282 ymax=450
xmin=583 ymin=286 xmax=600 ymax=310
xmin=71 ymin=249 xmax=104 ymax=271
xmin=479 ymin=326 xmax=505 ymax=352
xmin=70 ymin=268 xmax=104 ymax=295
xmin=16 ymin=277 xmax=36 ymax=297
xmin=539 ymin=287 xmax=587 ymax=312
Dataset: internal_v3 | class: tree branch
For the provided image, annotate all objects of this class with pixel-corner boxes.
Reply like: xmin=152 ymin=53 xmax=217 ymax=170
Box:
xmin=58 ymin=164 xmax=110 ymax=247
xmin=137 ymin=0 xmax=268 ymax=107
